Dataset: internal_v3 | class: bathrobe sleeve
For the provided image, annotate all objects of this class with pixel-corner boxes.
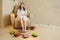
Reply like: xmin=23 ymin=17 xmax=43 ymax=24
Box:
xmin=25 ymin=9 xmax=28 ymax=16
xmin=17 ymin=9 xmax=20 ymax=16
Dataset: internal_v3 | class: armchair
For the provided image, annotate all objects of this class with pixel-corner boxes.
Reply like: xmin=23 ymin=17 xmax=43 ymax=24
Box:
xmin=10 ymin=5 xmax=32 ymax=30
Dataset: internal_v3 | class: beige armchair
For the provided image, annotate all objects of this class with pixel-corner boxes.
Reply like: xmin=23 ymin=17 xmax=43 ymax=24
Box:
xmin=10 ymin=5 xmax=31 ymax=29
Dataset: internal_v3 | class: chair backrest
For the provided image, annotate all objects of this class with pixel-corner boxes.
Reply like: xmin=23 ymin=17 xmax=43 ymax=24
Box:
xmin=12 ymin=5 xmax=19 ymax=18
xmin=12 ymin=5 xmax=31 ymax=18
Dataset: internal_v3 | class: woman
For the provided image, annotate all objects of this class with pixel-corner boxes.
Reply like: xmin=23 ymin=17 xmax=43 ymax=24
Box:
xmin=17 ymin=2 xmax=30 ymax=32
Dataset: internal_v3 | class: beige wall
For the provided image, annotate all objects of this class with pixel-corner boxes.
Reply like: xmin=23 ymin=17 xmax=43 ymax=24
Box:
xmin=23 ymin=0 xmax=60 ymax=26
xmin=2 ymin=0 xmax=60 ymax=26
xmin=2 ymin=0 xmax=14 ymax=26
xmin=0 ymin=0 xmax=2 ymax=27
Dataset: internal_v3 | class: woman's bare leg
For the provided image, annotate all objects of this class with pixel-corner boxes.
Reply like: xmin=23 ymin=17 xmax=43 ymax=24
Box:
xmin=24 ymin=21 xmax=26 ymax=31
xmin=24 ymin=20 xmax=28 ymax=32
xmin=20 ymin=18 xmax=24 ymax=31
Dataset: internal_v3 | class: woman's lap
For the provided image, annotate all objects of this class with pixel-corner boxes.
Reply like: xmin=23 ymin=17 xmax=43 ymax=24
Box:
xmin=15 ymin=16 xmax=30 ymax=23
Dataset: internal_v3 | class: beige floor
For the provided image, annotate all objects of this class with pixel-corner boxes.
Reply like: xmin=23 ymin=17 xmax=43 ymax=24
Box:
xmin=0 ymin=25 xmax=60 ymax=40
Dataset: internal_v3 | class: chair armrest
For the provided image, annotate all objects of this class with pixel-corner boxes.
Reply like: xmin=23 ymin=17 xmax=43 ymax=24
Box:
xmin=10 ymin=13 xmax=15 ymax=26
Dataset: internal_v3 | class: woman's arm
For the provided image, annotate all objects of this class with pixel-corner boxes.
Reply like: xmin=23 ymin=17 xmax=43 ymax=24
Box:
xmin=17 ymin=9 xmax=22 ymax=17
xmin=17 ymin=9 xmax=20 ymax=16
xmin=26 ymin=9 xmax=31 ymax=19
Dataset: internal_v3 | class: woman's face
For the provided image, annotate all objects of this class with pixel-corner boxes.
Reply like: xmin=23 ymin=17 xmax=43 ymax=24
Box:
xmin=20 ymin=4 xmax=24 ymax=8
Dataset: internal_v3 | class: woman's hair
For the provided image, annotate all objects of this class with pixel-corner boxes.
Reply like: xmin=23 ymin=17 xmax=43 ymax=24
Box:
xmin=19 ymin=2 xmax=25 ymax=11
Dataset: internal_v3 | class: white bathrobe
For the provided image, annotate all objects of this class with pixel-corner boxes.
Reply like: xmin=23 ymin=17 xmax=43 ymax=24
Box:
xmin=17 ymin=9 xmax=28 ymax=21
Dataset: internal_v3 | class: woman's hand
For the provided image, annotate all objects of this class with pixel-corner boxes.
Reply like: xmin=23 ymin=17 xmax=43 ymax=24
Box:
xmin=20 ymin=14 xmax=27 ymax=16
xmin=19 ymin=14 xmax=23 ymax=16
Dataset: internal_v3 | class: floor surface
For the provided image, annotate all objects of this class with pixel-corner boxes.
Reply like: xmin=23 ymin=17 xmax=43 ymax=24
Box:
xmin=0 ymin=24 xmax=60 ymax=40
